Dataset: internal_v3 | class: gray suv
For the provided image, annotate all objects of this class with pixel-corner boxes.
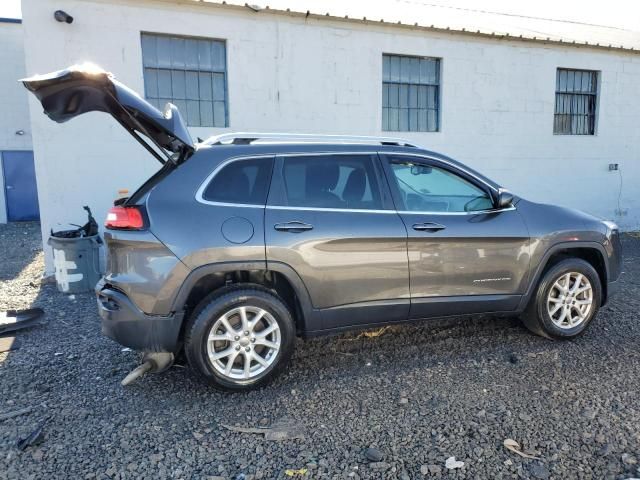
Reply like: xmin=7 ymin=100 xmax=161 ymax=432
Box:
xmin=25 ymin=66 xmax=622 ymax=391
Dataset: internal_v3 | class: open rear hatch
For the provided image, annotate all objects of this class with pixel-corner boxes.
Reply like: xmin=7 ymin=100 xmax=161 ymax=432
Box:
xmin=22 ymin=64 xmax=194 ymax=164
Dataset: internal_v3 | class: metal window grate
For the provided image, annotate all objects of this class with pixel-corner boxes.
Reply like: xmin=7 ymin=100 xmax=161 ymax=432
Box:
xmin=553 ymin=68 xmax=598 ymax=135
xmin=141 ymin=33 xmax=228 ymax=128
xmin=382 ymin=54 xmax=440 ymax=132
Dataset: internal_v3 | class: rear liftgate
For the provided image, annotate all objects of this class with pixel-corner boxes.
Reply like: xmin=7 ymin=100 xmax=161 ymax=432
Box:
xmin=23 ymin=64 xmax=197 ymax=385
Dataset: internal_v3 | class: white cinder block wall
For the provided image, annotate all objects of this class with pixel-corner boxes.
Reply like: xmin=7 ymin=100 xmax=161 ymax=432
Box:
xmin=21 ymin=0 xmax=640 ymax=273
xmin=0 ymin=20 xmax=33 ymax=224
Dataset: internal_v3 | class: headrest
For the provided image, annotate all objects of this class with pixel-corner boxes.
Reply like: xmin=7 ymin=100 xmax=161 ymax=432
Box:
xmin=306 ymin=163 xmax=340 ymax=192
xmin=343 ymin=168 xmax=366 ymax=202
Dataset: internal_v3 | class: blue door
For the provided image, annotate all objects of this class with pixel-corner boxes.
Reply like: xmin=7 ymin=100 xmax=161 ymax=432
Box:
xmin=2 ymin=151 xmax=40 ymax=221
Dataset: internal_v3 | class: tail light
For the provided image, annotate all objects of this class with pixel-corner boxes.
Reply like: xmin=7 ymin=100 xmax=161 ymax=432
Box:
xmin=105 ymin=206 xmax=146 ymax=230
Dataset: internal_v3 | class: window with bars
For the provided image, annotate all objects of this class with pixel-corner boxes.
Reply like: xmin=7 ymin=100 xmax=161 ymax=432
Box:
xmin=141 ymin=33 xmax=228 ymax=128
xmin=554 ymin=68 xmax=598 ymax=135
xmin=382 ymin=54 xmax=440 ymax=132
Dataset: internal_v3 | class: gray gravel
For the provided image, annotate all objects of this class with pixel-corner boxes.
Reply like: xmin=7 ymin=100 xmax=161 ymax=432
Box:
xmin=1 ymin=221 xmax=640 ymax=479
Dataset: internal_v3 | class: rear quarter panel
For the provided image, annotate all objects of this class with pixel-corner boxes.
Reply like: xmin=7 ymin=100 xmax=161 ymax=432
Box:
xmin=146 ymin=147 xmax=268 ymax=271
xmin=104 ymin=230 xmax=190 ymax=315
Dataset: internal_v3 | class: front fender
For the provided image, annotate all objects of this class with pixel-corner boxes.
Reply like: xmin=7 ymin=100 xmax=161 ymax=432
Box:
xmin=518 ymin=241 xmax=610 ymax=310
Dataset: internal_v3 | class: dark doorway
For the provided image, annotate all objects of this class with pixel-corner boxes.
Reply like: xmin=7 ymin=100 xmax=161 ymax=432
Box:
xmin=2 ymin=151 xmax=40 ymax=221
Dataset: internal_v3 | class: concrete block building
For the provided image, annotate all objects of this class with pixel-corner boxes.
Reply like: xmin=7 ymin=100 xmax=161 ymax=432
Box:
xmin=8 ymin=0 xmax=640 ymax=272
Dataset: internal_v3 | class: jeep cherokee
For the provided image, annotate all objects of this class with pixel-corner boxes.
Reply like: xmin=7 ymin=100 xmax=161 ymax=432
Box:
xmin=24 ymin=66 xmax=622 ymax=390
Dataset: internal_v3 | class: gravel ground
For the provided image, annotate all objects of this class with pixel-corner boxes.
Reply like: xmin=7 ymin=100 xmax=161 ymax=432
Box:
xmin=1 ymin=222 xmax=640 ymax=480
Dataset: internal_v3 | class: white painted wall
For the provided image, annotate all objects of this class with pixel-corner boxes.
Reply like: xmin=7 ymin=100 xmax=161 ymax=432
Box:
xmin=21 ymin=0 xmax=640 ymax=272
xmin=0 ymin=20 xmax=33 ymax=224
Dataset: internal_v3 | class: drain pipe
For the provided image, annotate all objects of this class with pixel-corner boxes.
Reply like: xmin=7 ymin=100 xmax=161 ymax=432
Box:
xmin=121 ymin=352 xmax=174 ymax=386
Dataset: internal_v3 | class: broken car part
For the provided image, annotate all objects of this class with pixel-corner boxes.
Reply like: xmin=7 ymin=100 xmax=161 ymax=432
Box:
xmin=121 ymin=352 xmax=174 ymax=386
xmin=16 ymin=416 xmax=52 ymax=451
xmin=0 ymin=308 xmax=45 ymax=335
xmin=49 ymin=206 xmax=98 ymax=239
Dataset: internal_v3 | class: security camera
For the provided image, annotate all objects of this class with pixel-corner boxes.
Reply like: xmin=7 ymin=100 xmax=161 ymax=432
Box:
xmin=54 ymin=10 xmax=73 ymax=24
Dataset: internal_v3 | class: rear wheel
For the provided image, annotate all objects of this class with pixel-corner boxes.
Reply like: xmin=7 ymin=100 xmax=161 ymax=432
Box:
xmin=184 ymin=285 xmax=295 ymax=391
xmin=522 ymin=258 xmax=602 ymax=339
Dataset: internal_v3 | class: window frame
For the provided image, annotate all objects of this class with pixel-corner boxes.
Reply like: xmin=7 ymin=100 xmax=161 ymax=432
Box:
xmin=195 ymin=155 xmax=275 ymax=207
xmin=379 ymin=153 xmax=508 ymax=215
xmin=140 ymin=32 xmax=229 ymax=128
xmin=266 ymin=152 xmax=395 ymax=212
xmin=382 ymin=53 xmax=441 ymax=133
xmin=553 ymin=68 xmax=599 ymax=136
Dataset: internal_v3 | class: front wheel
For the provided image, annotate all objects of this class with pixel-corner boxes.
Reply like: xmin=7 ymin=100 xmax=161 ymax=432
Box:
xmin=522 ymin=258 xmax=602 ymax=339
xmin=184 ymin=285 xmax=295 ymax=391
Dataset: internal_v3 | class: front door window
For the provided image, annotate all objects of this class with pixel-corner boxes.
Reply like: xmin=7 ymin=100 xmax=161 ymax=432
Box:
xmin=390 ymin=161 xmax=493 ymax=213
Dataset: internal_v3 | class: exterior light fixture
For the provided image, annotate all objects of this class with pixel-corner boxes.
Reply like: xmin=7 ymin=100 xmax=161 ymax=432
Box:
xmin=54 ymin=10 xmax=73 ymax=23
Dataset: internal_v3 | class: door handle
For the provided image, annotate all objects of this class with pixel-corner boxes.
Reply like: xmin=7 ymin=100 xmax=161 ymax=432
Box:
xmin=412 ymin=222 xmax=446 ymax=232
xmin=274 ymin=221 xmax=314 ymax=233
xmin=5 ymin=185 xmax=14 ymax=190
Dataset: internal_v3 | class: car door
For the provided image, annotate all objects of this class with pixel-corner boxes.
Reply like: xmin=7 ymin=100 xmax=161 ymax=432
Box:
xmin=265 ymin=151 xmax=410 ymax=331
xmin=380 ymin=153 xmax=530 ymax=319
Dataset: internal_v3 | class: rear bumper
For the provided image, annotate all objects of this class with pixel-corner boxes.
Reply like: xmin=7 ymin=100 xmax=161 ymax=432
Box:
xmin=96 ymin=279 xmax=183 ymax=352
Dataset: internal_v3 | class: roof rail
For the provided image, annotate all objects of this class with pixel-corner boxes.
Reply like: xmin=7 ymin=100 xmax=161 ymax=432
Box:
xmin=203 ymin=132 xmax=419 ymax=148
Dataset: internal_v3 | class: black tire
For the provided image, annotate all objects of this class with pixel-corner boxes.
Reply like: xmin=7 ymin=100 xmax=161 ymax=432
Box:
xmin=184 ymin=284 xmax=295 ymax=391
xmin=522 ymin=258 xmax=602 ymax=339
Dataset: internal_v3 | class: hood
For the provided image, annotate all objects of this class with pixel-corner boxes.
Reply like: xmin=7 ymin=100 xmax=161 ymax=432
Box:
xmin=22 ymin=64 xmax=194 ymax=164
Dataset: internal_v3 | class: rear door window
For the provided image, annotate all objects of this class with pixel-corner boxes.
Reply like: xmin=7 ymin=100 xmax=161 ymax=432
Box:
xmin=270 ymin=154 xmax=383 ymax=210
xmin=202 ymin=157 xmax=273 ymax=205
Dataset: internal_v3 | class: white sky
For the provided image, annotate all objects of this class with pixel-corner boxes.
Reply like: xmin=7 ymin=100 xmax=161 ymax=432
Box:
xmin=0 ymin=0 xmax=21 ymax=18
xmin=2 ymin=0 xmax=639 ymax=31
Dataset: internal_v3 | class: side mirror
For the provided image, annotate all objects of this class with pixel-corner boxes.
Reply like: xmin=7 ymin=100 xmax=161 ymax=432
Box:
xmin=496 ymin=189 xmax=514 ymax=209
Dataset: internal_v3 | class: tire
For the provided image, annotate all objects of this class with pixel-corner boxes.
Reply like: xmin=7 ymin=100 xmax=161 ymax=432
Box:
xmin=522 ymin=258 xmax=602 ymax=340
xmin=184 ymin=284 xmax=295 ymax=391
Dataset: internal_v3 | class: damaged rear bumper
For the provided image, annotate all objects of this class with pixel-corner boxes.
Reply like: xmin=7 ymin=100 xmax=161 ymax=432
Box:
xmin=96 ymin=280 xmax=183 ymax=352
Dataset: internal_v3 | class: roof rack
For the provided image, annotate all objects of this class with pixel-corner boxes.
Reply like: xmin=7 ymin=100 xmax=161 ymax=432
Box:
xmin=203 ymin=132 xmax=419 ymax=148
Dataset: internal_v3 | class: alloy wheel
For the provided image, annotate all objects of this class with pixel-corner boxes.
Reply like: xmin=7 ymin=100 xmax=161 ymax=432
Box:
xmin=546 ymin=272 xmax=593 ymax=329
xmin=206 ymin=306 xmax=281 ymax=380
